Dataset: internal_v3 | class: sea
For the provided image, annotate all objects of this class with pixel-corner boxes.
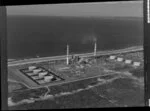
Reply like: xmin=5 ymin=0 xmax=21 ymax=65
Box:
xmin=7 ymin=15 xmax=143 ymax=59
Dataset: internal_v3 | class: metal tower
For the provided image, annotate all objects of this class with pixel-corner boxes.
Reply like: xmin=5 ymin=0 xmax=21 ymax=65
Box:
xmin=94 ymin=41 xmax=97 ymax=57
xmin=66 ymin=44 xmax=69 ymax=65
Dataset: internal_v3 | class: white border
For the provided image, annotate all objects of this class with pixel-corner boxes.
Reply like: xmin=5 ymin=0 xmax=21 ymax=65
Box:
xmin=148 ymin=0 xmax=150 ymax=23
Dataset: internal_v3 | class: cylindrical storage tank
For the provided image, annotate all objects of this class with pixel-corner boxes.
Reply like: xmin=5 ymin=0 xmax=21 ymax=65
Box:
xmin=39 ymin=72 xmax=48 ymax=78
xmin=133 ymin=62 xmax=141 ymax=66
xmin=28 ymin=66 xmax=36 ymax=71
xmin=117 ymin=57 xmax=123 ymax=62
xmin=125 ymin=60 xmax=132 ymax=64
xmin=31 ymin=76 xmax=39 ymax=80
xmin=33 ymin=69 xmax=42 ymax=74
xmin=44 ymin=75 xmax=53 ymax=82
xmin=109 ymin=56 xmax=116 ymax=60
xmin=37 ymin=80 xmax=46 ymax=84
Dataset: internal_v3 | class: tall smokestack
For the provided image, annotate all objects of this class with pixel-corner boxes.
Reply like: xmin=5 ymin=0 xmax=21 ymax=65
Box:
xmin=94 ymin=41 xmax=97 ymax=57
xmin=66 ymin=44 xmax=69 ymax=65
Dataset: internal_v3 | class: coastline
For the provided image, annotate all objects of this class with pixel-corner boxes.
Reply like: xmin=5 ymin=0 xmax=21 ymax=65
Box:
xmin=8 ymin=45 xmax=143 ymax=63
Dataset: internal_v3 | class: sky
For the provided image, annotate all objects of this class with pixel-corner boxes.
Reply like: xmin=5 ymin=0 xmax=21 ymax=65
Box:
xmin=7 ymin=1 xmax=143 ymax=17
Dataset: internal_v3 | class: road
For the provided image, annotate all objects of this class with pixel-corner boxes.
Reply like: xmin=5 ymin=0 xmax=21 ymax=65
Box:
xmin=8 ymin=46 xmax=143 ymax=67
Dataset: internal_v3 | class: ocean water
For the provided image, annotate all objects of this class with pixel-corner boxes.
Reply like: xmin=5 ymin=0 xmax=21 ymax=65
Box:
xmin=7 ymin=16 xmax=143 ymax=59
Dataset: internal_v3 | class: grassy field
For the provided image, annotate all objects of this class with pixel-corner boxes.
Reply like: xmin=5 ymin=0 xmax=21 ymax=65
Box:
xmin=8 ymin=81 xmax=28 ymax=95
xmin=10 ymin=87 xmax=48 ymax=103
xmin=9 ymin=73 xmax=144 ymax=109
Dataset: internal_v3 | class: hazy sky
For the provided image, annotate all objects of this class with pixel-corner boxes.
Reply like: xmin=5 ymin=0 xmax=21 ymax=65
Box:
xmin=7 ymin=1 xmax=143 ymax=17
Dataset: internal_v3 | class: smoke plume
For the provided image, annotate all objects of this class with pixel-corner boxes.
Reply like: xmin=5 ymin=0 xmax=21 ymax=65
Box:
xmin=81 ymin=34 xmax=97 ymax=44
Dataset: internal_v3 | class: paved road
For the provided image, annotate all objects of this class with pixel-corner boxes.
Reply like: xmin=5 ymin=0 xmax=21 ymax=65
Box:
xmin=8 ymin=46 xmax=143 ymax=67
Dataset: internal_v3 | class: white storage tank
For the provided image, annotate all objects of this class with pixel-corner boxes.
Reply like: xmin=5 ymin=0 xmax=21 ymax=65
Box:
xmin=38 ymin=71 xmax=48 ymax=78
xmin=117 ymin=57 xmax=123 ymax=62
xmin=31 ymin=76 xmax=39 ymax=80
xmin=33 ymin=69 xmax=42 ymax=74
xmin=44 ymin=75 xmax=54 ymax=82
xmin=109 ymin=55 xmax=116 ymax=60
xmin=28 ymin=66 xmax=36 ymax=71
xmin=27 ymin=72 xmax=37 ymax=76
xmin=37 ymin=80 xmax=46 ymax=84
xmin=133 ymin=62 xmax=141 ymax=66
xmin=125 ymin=59 xmax=132 ymax=64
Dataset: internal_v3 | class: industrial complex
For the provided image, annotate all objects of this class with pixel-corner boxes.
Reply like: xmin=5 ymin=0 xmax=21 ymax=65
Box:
xmin=8 ymin=42 xmax=143 ymax=89
xmin=7 ymin=41 xmax=144 ymax=109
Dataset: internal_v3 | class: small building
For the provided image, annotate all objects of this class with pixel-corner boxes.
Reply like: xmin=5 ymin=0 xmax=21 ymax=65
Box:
xmin=133 ymin=62 xmax=141 ymax=67
xmin=38 ymin=72 xmax=48 ymax=78
xmin=44 ymin=75 xmax=54 ymax=82
xmin=33 ymin=69 xmax=42 ymax=74
xmin=28 ymin=66 xmax=36 ymax=71
xmin=117 ymin=57 xmax=123 ymax=62
xmin=125 ymin=59 xmax=132 ymax=64
xmin=109 ymin=55 xmax=116 ymax=60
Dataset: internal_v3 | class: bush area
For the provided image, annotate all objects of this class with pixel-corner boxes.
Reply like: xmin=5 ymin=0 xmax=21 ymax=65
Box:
xmin=11 ymin=87 xmax=48 ymax=103
xmin=129 ymin=68 xmax=144 ymax=78
xmin=48 ymin=77 xmax=98 ymax=95
xmin=8 ymin=81 xmax=28 ymax=94
xmin=9 ymin=77 xmax=144 ymax=109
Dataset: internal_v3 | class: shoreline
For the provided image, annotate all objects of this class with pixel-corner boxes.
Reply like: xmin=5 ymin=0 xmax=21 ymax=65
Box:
xmin=8 ymin=45 xmax=143 ymax=67
xmin=8 ymin=45 xmax=143 ymax=61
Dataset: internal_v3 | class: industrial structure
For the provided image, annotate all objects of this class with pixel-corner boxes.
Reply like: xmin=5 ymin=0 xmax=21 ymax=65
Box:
xmin=94 ymin=41 xmax=97 ymax=57
xmin=66 ymin=44 xmax=69 ymax=65
xmin=20 ymin=66 xmax=64 ymax=85
xmin=109 ymin=55 xmax=116 ymax=60
xmin=117 ymin=57 xmax=124 ymax=62
xmin=125 ymin=59 xmax=132 ymax=64
xmin=8 ymin=42 xmax=143 ymax=88
xmin=133 ymin=62 xmax=141 ymax=67
xmin=108 ymin=55 xmax=141 ymax=67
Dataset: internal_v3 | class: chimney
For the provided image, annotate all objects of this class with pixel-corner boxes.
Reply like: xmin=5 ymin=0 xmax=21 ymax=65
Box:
xmin=66 ymin=44 xmax=69 ymax=65
xmin=94 ymin=41 xmax=97 ymax=57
